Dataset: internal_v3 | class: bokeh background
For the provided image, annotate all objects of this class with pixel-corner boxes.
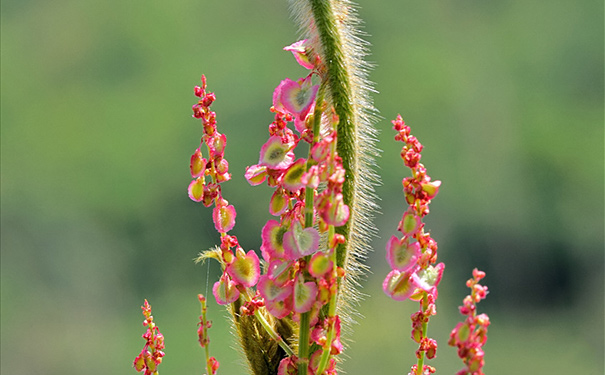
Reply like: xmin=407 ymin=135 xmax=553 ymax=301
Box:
xmin=2 ymin=0 xmax=603 ymax=374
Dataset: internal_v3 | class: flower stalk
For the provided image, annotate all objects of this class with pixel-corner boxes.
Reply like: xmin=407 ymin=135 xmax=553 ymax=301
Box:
xmin=130 ymin=2 xmax=492 ymax=375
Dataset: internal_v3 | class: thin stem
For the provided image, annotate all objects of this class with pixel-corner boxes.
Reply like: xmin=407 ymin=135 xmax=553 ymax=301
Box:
xmin=199 ymin=298 xmax=214 ymax=375
xmin=316 ymin=226 xmax=337 ymax=374
xmin=416 ymin=294 xmax=429 ymax=375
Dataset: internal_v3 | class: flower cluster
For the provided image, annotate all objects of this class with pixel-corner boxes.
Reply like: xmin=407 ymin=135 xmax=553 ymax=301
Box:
xmin=198 ymin=294 xmax=220 ymax=375
xmin=449 ymin=269 xmax=490 ymax=375
xmin=133 ymin=300 xmax=165 ymax=375
xmin=245 ymin=39 xmax=346 ymax=373
xmin=382 ymin=115 xmax=443 ymax=375
xmin=188 ymin=76 xmax=261 ymax=307
xmin=189 ymin=76 xmax=235 ymax=231
xmin=191 ymin=39 xmax=347 ymax=375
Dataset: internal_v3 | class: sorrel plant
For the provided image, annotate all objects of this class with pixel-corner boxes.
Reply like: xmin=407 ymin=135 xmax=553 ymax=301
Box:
xmin=133 ymin=1 xmax=490 ymax=375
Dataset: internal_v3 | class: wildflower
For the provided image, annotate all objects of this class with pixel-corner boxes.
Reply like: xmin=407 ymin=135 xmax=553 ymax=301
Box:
xmin=225 ymin=249 xmax=261 ymax=288
xmin=283 ymin=221 xmax=320 ymax=260
xmin=259 ymin=136 xmax=295 ymax=170
xmin=212 ymin=200 xmax=236 ymax=234
xmin=133 ymin=300 xmax=165 ymax=375
xmin=212 ymin=273 xmax=240 ymax=305
xmin=386 ymin=236 xmax=421 ymax=273
xmin=260 ymin=219 xmax=288 ymax=261
xmin=283 ymin=39 xmax=315 ymax=70
xmin=273 ymin=75 xmax=319 ymax=133
xmin=449 ymin=269 xmax=490 ymax=375
xmin=293 ymin=273 xmax=318 ymax=313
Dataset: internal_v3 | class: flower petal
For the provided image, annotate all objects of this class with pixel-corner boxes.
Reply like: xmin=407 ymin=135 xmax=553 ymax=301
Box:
xmin=383 ymin=269 xmax=415 ymax=301
xmin=259 ymin=136 xmax=295 ymax=170
xmin=258 ymin=275 xmax=292 ymax=302
xmin=386 ymin=236 xmax=420 ymax=272
xmin=273 ymin=76 xmax=318 ymax=119
xmin=226 ymin=250 xmax=260 ymax=288
xmin=283 ymin=222 xmax=320 ymax=259
xmin=293 ymin=274 xmax=318 ymax=313
xmin=399 ymin=211 xmax=421 ymax=236
xmin=188 ymin=177 xmax=205 ymax=202
xmin=308 ymin=252 xmax=333 ymax=278
xmin=212 ymin=274 xmax=240 ymax=305
xmin=282 ymin=159 xmax=307 ymax=192
xmin=213 ymin=204 xmax=236 ymax=233
xmin=412 ymin=263 xmax=445 ymax=297
xmin=260 ymin=220 xmax=288 ymax=261
xmin=269 ymin=189 xmax=289 ymax=216
xmin=190 ymin=148 xmax=207 ymax=178
xmin=244 ymin=164 xmax=268 ymax=186
xmin=283 ymin=39 xmax=315 ymax=70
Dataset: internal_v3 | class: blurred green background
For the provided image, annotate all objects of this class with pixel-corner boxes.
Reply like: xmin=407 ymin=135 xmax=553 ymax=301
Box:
xmin=2 ymin=0 xmax=603 ymax=374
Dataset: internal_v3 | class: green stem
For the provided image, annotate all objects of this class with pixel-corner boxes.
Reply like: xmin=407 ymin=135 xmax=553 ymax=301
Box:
xmin=200 ymin=298 xmax=214 ymax=375
xmin=254 ymin=309 xmax=295 ymax=357
xmin=416 ymin=294 xmax=429 ymax=375
xmin=298 ymin=311 xmax=311 ymax=373
xmin=316 ymin=226 xmax=337 ymax=374
xmin=242 ymin=289 xmax=295 ymax=357
xmin=309 ymin=0 xmax=357 ymax=269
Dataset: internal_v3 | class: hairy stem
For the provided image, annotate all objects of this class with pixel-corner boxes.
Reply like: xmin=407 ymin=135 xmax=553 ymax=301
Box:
xmin=309 ymin=0 xmax=357 ymax=269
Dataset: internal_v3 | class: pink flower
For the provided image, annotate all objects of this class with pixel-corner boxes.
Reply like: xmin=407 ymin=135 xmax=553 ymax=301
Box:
xmin=273 ymin=75 xmax=319 ymax=129
xmin=244 ymin=164 xmax=268 ymax=185
xmin=259 ymin=136 xmax=295 ymax=170
xmin=319 ymin=193 xmax=350 ymax=227
xmin=398 ymin=210 xmax=421 ymax=236
xmin=282 ymin=158 xmax=307 ymax=192
xmin=260 ymin=220 xmax=288 ymax=261
xmin=385 ymin=235 xmax=420 ymax=273
xmin=269 ymin=188 xmax=289 ymax=216
xmin=293 ymin=273 xmax=318 ymax=313
xmin=188 ymin=177 xmax=205 ymax=202
xmin=278 ymin=356 xmax=298 ymax=375
xmin=283 ymin=39 xmax=315 ymax=69
xmin=212 ymin=202 xmax=236 ymax=233
xmin=190 ymin=148 xmax=207 ymax=178
xmin=421 ymin=180 xmax=441 ymax=199
xmin=283 ymin=221 xmax=320 ymax=260
xmin=212 ymin=273 xmax=240 ymax=305
xmin=412 ymin=263 xmax=445 ymax=297
xmin=383 ymin=269 xmax=416 ymax=301
xmin=226 ymin=249 xmax=261 ymax=288
xmin=308 ymin=252 xmax=333 ymax=278
xmin=205 ymin=133 xmax=227 ymax=159
xmin=258 ymin=274 xmax=293 ymax=302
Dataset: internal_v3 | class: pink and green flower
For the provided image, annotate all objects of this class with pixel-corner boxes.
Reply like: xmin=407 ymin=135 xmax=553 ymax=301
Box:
xmin=386 ymin=235 xmax=420 ymax=273
xmin=283 ymin=39 xmax=315 ymax=70
xmin=259 ymin=136 xmax=295 ymax=170
xmin=226 ymin=249 xmax=260 ymax=288
xmin=283 ymin=221 xmax=320 ymax=260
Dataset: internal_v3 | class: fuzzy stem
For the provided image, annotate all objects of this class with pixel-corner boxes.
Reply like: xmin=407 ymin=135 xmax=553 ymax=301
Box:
xmin=309 ymin=0 xmax=357 ymax=268
xmin=254 ymin=309 xmax=295 ymax=357
xmin=241 ymin=289 xmax=295 ymax=357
